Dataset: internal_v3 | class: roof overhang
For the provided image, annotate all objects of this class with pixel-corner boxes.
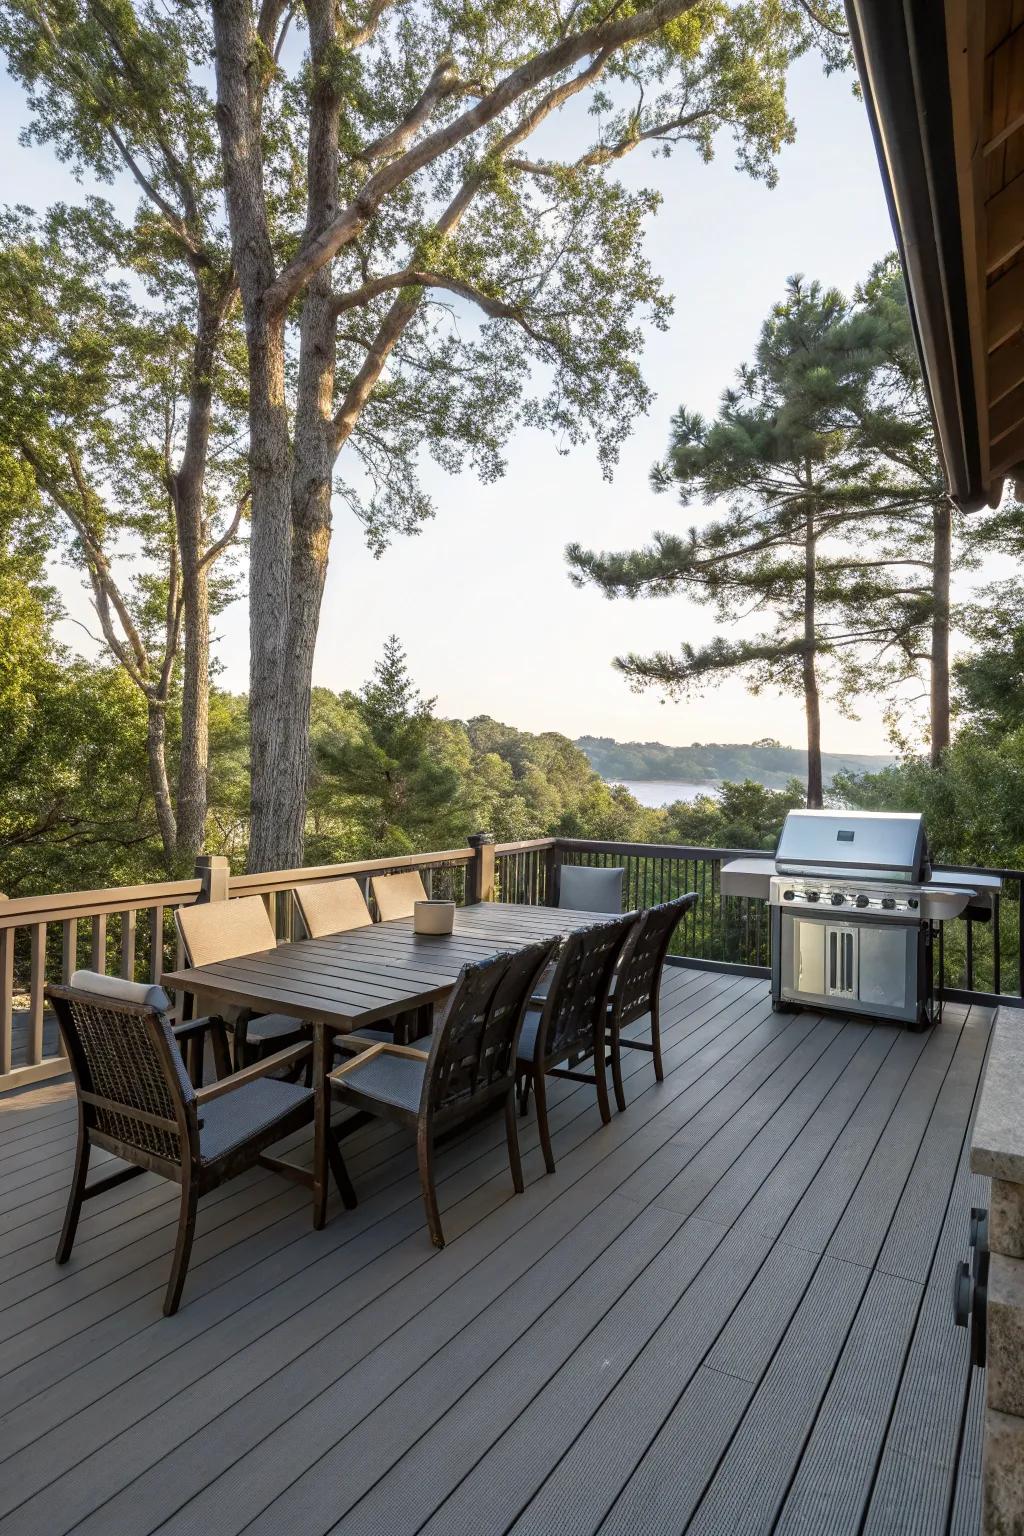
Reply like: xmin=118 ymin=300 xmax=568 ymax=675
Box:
xmin=846 ymin=0 xmax=1024 ymax=510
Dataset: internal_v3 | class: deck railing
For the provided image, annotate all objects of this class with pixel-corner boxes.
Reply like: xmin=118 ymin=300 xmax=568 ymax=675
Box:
xmin=2 ymin=831 xmax=1018 ymax=1093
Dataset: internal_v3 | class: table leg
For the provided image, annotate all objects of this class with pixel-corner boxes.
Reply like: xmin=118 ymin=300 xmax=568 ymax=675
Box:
xmin=312 ymin=1022 xmax=330 ymax=1230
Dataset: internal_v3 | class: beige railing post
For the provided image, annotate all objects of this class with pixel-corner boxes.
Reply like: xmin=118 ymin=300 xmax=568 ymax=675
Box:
xmin=467 ymin=834 xmax=496 ymax=904
xmin=194 ymin=854 xmax=230 ymax=903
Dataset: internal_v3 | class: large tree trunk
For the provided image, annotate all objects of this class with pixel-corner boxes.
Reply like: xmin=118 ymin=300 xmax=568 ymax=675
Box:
xmin=271 ymin=0 xmax=341 ymax=871
xmin=212 ymin=0 xmax=294 ymax=872
xmin=173 ymin=290 xmax=221 ymax=870
xmin=929 ymin=500 xmax=952 ymax=767
xmin=146 ymin=697 xmax=178 ymax=867
xmin=803 ymin=512 xmax=823 ymax=809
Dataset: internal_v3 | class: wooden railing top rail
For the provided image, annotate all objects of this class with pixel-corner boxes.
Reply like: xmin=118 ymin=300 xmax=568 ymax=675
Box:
xmin=230 ymin=845 xmax=475 ymax=895
xmin=492 ymin=838 xmax=557 ymax=855
xmin=0 ymin=878 xmax=203 ymax=928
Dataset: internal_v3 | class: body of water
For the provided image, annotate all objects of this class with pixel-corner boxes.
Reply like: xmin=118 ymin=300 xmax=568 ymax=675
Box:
xmin=613 ymin=780 xmax=719 ymax=807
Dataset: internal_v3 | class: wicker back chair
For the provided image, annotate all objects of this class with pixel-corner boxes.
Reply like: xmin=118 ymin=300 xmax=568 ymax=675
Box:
xmin=49 ymin=976 xmax=327 ymax=1315
xmin=175 ymin=896 xmax=309 ymax=1069
xmin=327 ymin=939 xmax=559 ymax=1247
xmin=606 ymin=892 xmax=699 ymax=1104
xmin=516 ymin=912 xmax=640 ymax=1174
xmin=370 ymin=870 xmax=428 ymax=922
xmin=294 ymin=878 xmax=373 ymax=939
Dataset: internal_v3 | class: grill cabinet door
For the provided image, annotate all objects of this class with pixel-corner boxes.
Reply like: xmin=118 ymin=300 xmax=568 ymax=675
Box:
xmin=856 ymin=925 xmax=911 ymax=1010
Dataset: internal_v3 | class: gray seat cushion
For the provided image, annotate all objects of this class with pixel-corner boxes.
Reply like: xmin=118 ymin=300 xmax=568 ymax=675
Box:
xmin=558 ymin=866 xmax=624 ymax=914
xmin=239 ymin=1012 xmax=309 ymax=1043
xmin=333 ymin=1049 xmax=427 ymax=1113
xmin=198 ymin=1078 xmax=312 ymax=1164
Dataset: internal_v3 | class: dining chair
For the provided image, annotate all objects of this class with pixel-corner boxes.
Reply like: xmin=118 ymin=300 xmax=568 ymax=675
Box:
xmin=294 ymin=877 xmax=372 ymax=938
xmin=175 ymin=895 xmax=309 ymax=1069
xmin=370 ymin=870 xmax=428 ymax=922
xmin=325 ymin=938 xmax=560 ymax=1247
xmin=516 ymin=912 xmax=640 ymax=1174
xmin=606 ymin=892 xmax=699 ymax=1107
xmin=293 ymin=876 xmax=415 ymax=1052
xmin=48 ymin=973 xmax=349 ymax=1315
xmin=556 ymin=864 xmax=625 ymax=913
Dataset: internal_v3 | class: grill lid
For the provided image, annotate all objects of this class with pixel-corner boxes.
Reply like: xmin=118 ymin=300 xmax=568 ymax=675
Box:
xmin=775 ymin=810 xmax=930 ymax=883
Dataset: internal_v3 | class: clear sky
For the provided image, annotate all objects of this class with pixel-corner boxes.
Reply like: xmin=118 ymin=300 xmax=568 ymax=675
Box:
xmin=4 ymin=46 xmax=924 ymax=753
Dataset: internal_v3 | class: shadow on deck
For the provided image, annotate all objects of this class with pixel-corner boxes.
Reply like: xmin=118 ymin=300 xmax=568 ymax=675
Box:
xmin=0 ymin=968 xmax=991 ymax=1536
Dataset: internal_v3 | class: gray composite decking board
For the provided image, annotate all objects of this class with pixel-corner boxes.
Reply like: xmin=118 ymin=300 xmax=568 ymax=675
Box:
xmin=505 ymin=1013 xmax=958 ymax=1536
xmin=0 ymin=971 xmax=763 ymax=1514
xmin=860 ymin=1078 xmax=991 ymax=1536
xmin=680 ymin=1009 xmax=989 ymax=1536
xmin=0 ymin=973 xmax=992 ymax=1536
xmin=10 ymin=976 xmax=786 ymax=1529
xmin=594 ymin=1006 xmax=982 ymax=1536
xmin=150 ymin=1007 xmax=832 ymax=1536
xmin=76 ymin=998 xmax=820 ymax=1536
xmin=949 ymin=1366 xmax=985 ymax=1536
xmin=236 ymin=1021 xmax=905 ymax=1535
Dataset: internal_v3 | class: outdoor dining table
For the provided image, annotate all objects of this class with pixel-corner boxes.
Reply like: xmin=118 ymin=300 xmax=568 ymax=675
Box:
xmin=163 ymin=900 xmax=607 ymax=1226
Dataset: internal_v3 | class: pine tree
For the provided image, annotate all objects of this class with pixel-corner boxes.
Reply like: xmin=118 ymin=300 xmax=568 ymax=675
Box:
xmin=567 ymin=272 xmax=942 ymax=804
xmin=314 ymin=638 xmax=462 ymax=856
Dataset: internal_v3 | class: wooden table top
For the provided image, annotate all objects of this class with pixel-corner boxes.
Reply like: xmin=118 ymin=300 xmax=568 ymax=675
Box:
xmin=162 ymin=901 xmax=608 ymax=1030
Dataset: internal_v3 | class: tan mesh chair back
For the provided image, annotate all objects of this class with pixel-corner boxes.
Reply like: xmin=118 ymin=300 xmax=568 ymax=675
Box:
xmin=371 ymin=870 xmax=428 ymax=922
xmin=294 ymin=878 xmax=373 ymax=939
xmin=176 ymin=894 xmax=277 ymax=967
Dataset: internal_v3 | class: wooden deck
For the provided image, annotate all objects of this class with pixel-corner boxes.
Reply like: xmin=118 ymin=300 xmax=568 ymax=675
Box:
xmin=0 ymin=968 xmax=991 ymax=1536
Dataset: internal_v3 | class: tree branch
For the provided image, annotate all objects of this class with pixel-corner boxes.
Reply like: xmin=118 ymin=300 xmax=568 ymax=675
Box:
xmin=265 ymin=0 xmax=700 ymax=314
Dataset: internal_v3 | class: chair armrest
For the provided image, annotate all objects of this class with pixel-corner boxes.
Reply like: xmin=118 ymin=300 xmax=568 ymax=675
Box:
xmin=194 ymin=1042 xmax=312 ymax=1104
xmin=330 ymin=1040 xmax=430 ymax=1083
xmin=333 ymin=1033 xmax=387 ymax=1057
xmin=172 ymin=1015 xmax=220 ymax=1041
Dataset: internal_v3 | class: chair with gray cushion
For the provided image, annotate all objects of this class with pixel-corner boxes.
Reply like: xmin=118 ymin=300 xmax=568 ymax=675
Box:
xmin=325 ymin=938 xmax=559 ymax=1247
xmin=47 ymin=973 xmax=352 ymax=1315
xmin=175 ymin=896 xmax=310 ymax=1070
xmin=516 ymin=912 xmax=640 ymax=1174
xmin=606 ymin=892 xmax=699 ymax=1105
xmin=556 ymin=864 xmax=625 ymax=914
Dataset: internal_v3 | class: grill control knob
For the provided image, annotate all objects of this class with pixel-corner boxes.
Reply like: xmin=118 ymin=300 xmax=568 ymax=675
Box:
xmin=830 ymin=893 xmax=844 ymax=906
xmin=783 ymin=889 xmax=795 ymax=901
xmin=881 ymin=896 xmax=896 ymax=910
xmin=907 ymin=897 xmax=919 ymax=909
xmin=805 ymin=890 xmax=820 ymax=903
xmin=856 ymin=894 xmax=870 ymax=909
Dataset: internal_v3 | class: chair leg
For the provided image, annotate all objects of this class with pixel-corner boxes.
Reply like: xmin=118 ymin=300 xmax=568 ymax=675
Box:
xmin=326 ymin=1128 xmax=358 ymax=1210
xmin=518 ymin=1072 xmax=532 ymax=1118
xmin=505 ymin=1088 xmax=524 ymax=1194
xmin=56 ymin=1119 xmax=90 ymax=1264
xmin=416 ymin=1123 xmax=445 ymax=1248
xmin=609 ymin=1015 xmax=627 ymax=1114
xmin=164 ymin=1175 xmax=199 ymax=1316
xmin=534 ymin=1070 xmax=556 ymax=1175
xmin=593 ymin=1027 xmax=612 ymax=1126
xmin=650 ymin=998 xmax=664 ymax=1082
xmin=210 ymin=1020 xmax=232 ymax=1081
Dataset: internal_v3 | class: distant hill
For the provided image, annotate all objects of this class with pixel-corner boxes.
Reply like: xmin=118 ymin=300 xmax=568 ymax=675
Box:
xmin=576 ymin=736 xmax=894 ymax=790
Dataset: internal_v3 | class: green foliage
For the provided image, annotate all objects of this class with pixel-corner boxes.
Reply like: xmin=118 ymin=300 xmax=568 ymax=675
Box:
xmin=662 ymin=777 xmax=804 ymax=849
xmin=576 ymin=734 xmax=892 ymax=786
xmin=0 ymin=504 xmax=163 ymax=895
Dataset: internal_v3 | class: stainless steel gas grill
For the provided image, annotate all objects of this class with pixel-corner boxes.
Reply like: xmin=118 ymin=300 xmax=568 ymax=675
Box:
xmin=721 ymin=810 xmax=1000 ymax=1028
